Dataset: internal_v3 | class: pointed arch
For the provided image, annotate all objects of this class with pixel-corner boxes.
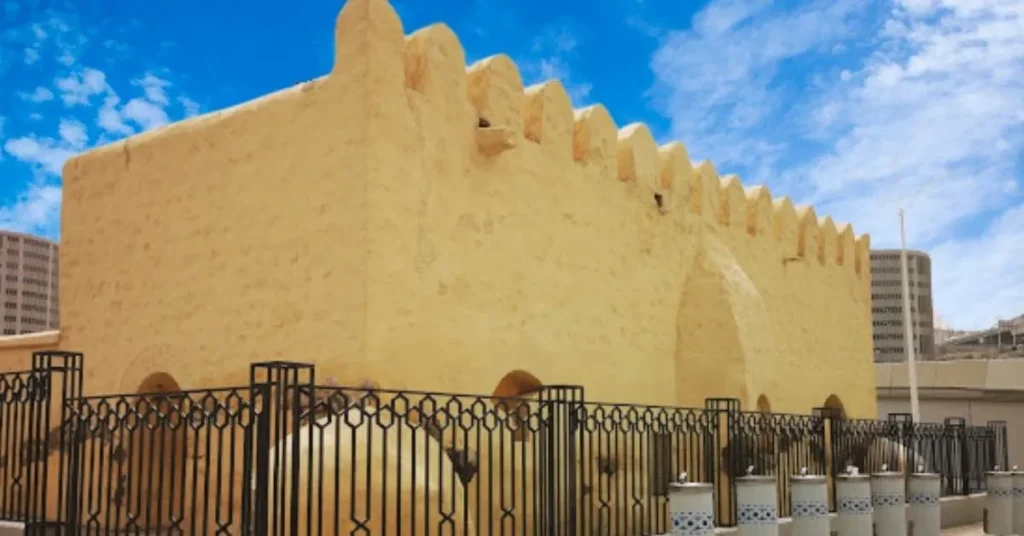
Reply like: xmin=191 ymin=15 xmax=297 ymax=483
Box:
xmin=675 ymin=236 xmax=775 ymax=407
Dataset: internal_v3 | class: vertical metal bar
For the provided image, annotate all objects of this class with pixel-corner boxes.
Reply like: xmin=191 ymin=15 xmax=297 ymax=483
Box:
xmin=253 ymin=383 xmax=271 ymax=536
xmin=249 ymin=361 xmax=314 ymax=536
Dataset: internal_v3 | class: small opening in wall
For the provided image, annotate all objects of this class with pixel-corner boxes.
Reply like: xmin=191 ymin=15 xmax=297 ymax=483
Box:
xmin=654 ymin=193 xmax=664 ymax=210
xmin=478 ymin=117 xmax=491 ymax=128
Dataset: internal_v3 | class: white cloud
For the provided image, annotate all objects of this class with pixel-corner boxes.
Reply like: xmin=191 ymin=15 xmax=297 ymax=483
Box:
xmin=133 ymin=73 xmax=171 ymax=105
xmin=0 ymin=184 xmax=62 ymax=237
xmin=931 ymin=205 xmax=1024 ymax=330
xmin=57 ymin=50 xmax=75 ymax=66
xmin=97 ymin=95 xmax=133 ymax=135
xmin=519 ymin=22 xmax=593 ymax=105
xmin=649 ymin=0 xmax=1024 ymax=329
xmin=19 ymin=86 xmax=55 ymax=103
xmin=3 ymin=135 xmax=77 ymax=176
xmin=533 ymin=57 xmax=593 ymax=103
xmin=692 ymin=0 xmax=773 ymax=36
xmin=58 ymin=118 xmax=88 ymax=149
xmin=55 ymin=67 xmax=109 ymax=106
xmin=121 ymin=97 xmax=170 ymax=130
xmin=0 ymin=11 xmax=199 ymax=239
xmin=30 ymin=23 xmax=47 ymax=41
xmin=179 ymin=96 xmax=201 ymax=117
xmin=651 ymin=0 xmax=867 ymax=171
xmin=23 ymin=47 xmax=40 ymax=65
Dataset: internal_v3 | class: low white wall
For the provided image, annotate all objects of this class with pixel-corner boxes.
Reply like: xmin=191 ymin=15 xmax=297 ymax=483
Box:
xmin=713 ymin=493 xmax=985 ymax=536
xmin=0 ymin=493 xmax=987 ymax=534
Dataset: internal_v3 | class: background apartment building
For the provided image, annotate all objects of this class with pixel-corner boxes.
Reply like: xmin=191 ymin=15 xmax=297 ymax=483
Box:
xmin=0 ymin=231 xmax=59 ymax=335
xmin=870 ymin=249 xmax=934 ymax=362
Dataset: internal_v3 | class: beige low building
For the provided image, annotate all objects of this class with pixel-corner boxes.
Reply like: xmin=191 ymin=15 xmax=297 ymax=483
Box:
xmin=876 ymin=358 xmax=1024 ymax=465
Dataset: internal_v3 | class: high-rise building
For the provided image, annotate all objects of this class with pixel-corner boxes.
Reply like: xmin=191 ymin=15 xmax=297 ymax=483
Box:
xmin=870 ymin=249 xmax=934 ymax=362
xmin=0 ymin=230 xmax=59 ymax=336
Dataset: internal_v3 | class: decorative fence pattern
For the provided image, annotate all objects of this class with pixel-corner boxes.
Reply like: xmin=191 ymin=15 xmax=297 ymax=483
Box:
xmin=0 ymin=352 xmax=1011 ymax=535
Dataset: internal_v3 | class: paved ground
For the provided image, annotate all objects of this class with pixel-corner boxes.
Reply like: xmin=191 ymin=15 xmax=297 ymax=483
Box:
xmin=942 ymin=522 xmax=983 ymax=536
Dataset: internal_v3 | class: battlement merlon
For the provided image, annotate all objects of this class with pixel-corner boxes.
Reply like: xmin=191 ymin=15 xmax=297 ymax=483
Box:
xmin=63 ymin=0 xmax=871 ymax=277
xmin=340 ymin=0 xmax=871 ymax=276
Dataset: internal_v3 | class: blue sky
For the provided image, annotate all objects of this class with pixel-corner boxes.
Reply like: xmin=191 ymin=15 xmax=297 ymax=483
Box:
xmin=1 ymin=0 xmax=1022 ymax=330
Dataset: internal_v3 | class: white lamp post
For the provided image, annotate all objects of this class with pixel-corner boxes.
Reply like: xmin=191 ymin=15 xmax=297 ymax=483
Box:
xmin=898 ymin=178 xmax=935 ymax=424
xmin=898 ymin=208 xmax=920 ymax=423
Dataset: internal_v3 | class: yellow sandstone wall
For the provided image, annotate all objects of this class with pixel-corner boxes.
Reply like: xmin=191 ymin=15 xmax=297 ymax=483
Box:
xmin=0 ymin=331 xmax=60 ymax=373
xmin=40 ymin=0 xmax=875 ymax=416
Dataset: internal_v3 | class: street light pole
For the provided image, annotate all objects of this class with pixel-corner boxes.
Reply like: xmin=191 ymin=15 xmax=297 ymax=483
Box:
xmin=898 ymin=208 xmax=921 ymax=423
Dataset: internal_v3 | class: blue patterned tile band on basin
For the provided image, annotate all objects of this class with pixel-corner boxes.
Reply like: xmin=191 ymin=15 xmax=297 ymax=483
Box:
xmin=791 ymin=501 xmax=829 ymax=518
xmin=671 ymin=511 xmax=715 ymax=536
xmin=909 ymin=492 xmax=940 ymax=506
xmin=990 ymin=488 xmax=1014 ymax=498
xmin=872 ymin=492 xmax=905 ymax=508
xmin=738 ymin=504 xmax=778 ymax=525
xmin=838 ymin=497 xmax=873 ymax=515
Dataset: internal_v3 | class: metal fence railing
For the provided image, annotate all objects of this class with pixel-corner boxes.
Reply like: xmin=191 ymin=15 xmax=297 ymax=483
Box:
xmin=0 ymin=352 xmax=1011 ymax=534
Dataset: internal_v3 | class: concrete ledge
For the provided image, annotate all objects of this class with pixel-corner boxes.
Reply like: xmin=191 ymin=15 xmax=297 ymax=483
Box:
xmin=0 ymin=330 xmax=60 ymax=349
xmin=940 ymin=493 xmax=986 ymax=528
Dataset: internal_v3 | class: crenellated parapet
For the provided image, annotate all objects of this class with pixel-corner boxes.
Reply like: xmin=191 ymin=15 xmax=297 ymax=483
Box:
xmin=333 ymin=0 xmax=871 ymax=275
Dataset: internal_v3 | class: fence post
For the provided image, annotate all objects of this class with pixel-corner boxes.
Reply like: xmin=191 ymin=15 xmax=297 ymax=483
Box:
xmin=704 ymin=398 xmax=741 ymax=526
xmin=987 ymin=421 xmax=1008 ymax=471
xmin=536 ymin=385 xmax=584 ymax=536
xmin=24 ymin=350 xmax=84 ymax=536
xmin=249 ymin=361 xmax=316 ymax=536
xmin=812 ymin=406 xmax=839 ymax=512
xmin=943 ymin=417 xmax=967 ymax=495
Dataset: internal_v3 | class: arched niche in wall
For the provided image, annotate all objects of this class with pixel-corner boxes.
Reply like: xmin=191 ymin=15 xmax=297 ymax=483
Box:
xmin=137 ymin=371 xmax=181 ymax=394
xmin=128 ymin=372 xmax=188 ymax=519
xmin=822 ymin=394 xmax=847 ymax=419
xmin=491 ymin=370 xmax=543 ymax=442
xmin=755 ymin=394 xmax=771 ymax=414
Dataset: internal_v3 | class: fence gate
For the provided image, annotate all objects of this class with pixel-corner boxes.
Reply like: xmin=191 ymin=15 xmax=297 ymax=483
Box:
xmin=535 ymin=385 xmax=584 ymax=536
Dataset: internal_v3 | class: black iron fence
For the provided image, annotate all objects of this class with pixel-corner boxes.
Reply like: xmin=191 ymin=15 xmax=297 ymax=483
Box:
xmin=0 ymin=352 xmax=1011 ymax=535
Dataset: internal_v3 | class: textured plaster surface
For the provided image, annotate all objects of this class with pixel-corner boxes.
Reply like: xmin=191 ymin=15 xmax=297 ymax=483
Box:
xmin=0 ymin=0 xmax=875 ymax=418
